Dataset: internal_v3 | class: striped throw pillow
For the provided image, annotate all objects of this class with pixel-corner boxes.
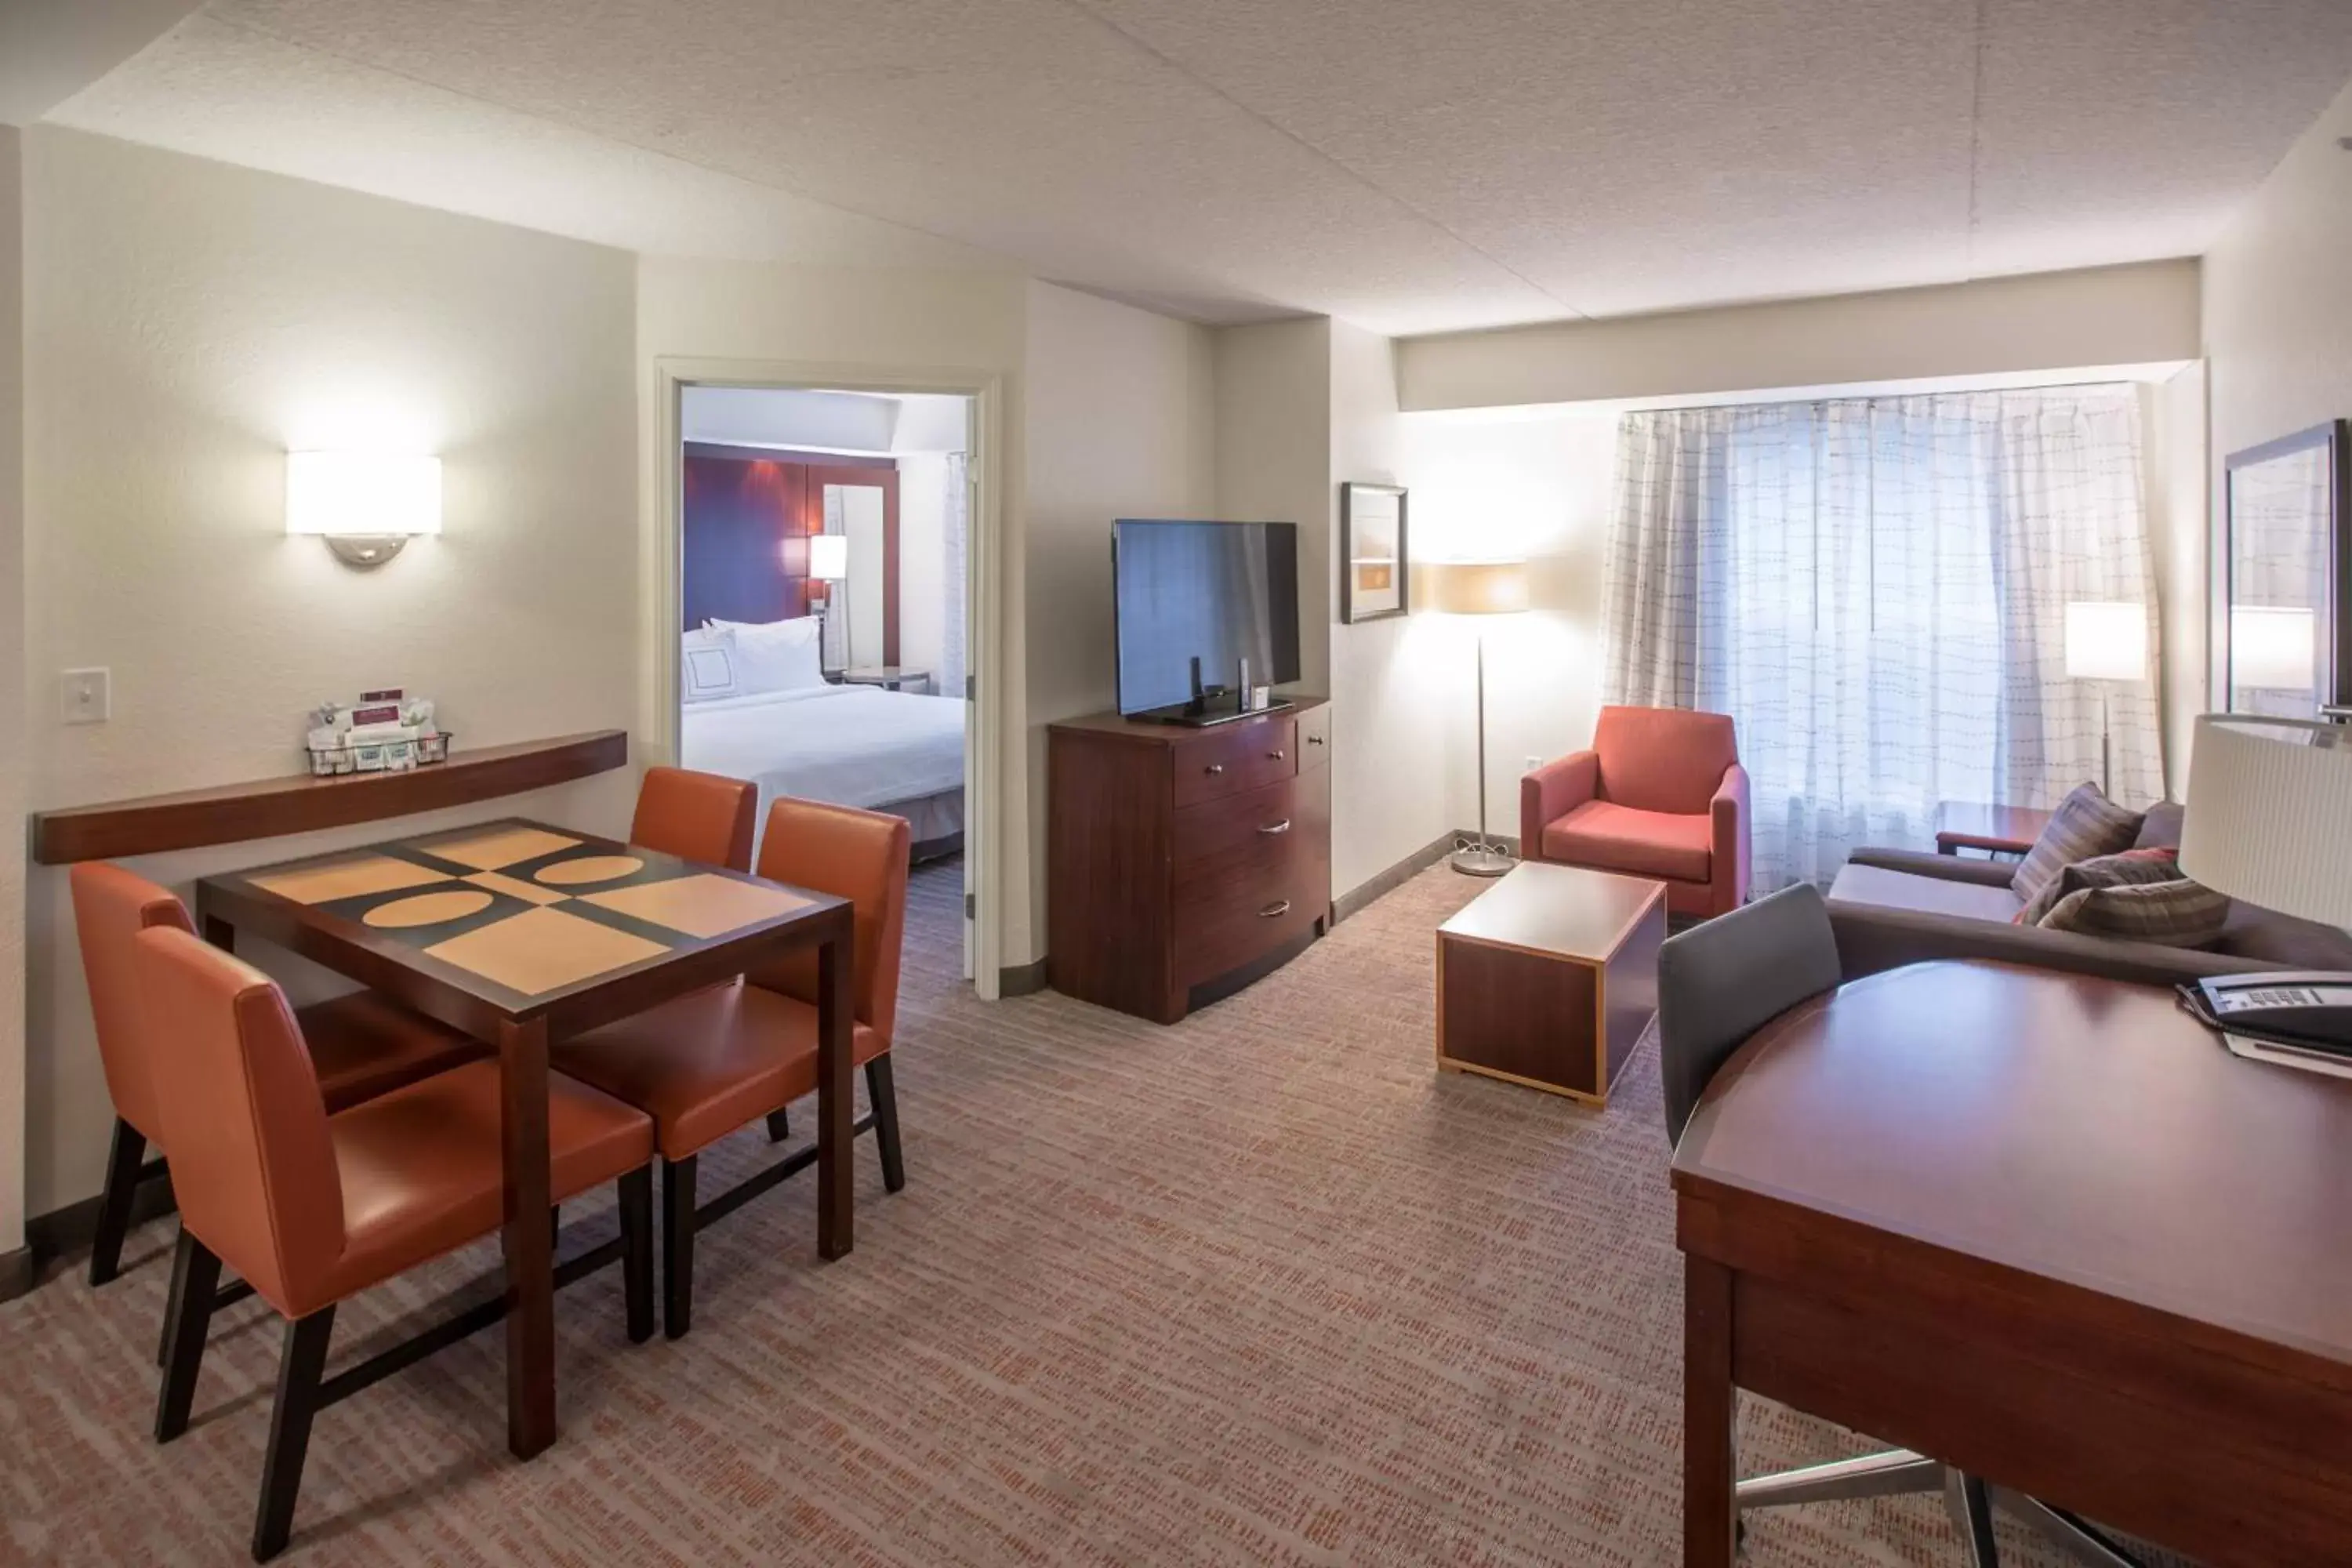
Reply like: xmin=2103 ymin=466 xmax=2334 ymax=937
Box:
xmin=2010 ymin=783 xmax=2145 ymax=909
xmin=2038 ymin=877 xmax=2230 ymax=949
xmin=2013 ymin=845 xmax=2181 ymax=926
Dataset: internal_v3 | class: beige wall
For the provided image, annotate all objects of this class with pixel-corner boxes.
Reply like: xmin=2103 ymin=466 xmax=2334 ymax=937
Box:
xmin=2202 ymin=71 xmax=2352 ymax=721
xmin=2146 ymin=367 xmax=2211 ymax=797
xmin=20 ymin=129 xmax=640 ymax=1214
xmin=1213 ymin=319 xmax=1334 ymax=703
xmin=1398 ymin=260 xmax=2201 ymax=414
xmin=2 ymin=125 xmax=25 ymax=1255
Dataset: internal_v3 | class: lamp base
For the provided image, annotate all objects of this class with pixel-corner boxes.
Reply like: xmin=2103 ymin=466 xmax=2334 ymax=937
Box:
xmin=1449 ymin=838 xmax=1514 ymax=878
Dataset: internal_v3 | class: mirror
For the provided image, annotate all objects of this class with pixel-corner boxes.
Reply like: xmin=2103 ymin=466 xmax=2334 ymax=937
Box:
xmin=2225 ymin=422 xmax=2349 ymax=720
xmin=822 ymin=482 xmax=889 ymax=671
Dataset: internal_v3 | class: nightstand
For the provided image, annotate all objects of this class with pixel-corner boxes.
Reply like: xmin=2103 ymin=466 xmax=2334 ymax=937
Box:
xmin=840 ymin=666 xmax=928 ymax=692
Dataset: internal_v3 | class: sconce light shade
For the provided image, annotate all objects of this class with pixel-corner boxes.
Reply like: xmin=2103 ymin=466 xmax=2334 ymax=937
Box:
xmin=808 ymin=533 xmax=850 ymax=582
xmin=286 ymin=452 xmax=442 ymax=567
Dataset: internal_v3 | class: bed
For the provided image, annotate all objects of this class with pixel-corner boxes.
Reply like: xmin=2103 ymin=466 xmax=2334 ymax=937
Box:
xmin=681 ymin=684 xmax=967 ymax=860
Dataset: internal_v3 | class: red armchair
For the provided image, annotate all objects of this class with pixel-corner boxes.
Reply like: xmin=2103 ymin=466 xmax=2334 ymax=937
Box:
xmin=1521 ymin=706 xmax=1751 ymax=919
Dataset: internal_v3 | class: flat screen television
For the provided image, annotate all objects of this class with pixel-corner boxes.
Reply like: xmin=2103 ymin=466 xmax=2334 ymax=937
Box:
xmin=1113 ymin=520 xmax=1301 ymax=724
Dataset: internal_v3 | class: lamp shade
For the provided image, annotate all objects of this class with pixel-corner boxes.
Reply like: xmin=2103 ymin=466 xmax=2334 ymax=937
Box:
xmin=807 ymin=534 xmax=849 ymax=582
xmin=1425 ymin=560 xmax=1529 ymax=616
xmin=285 ymin=452 xmax=442 ymax=538
xmin=2180 ymin=714 xmax=2352 ymax=927
xmin=2062 ymin=601 xmax=2147 ymax=682
xmin=2230 ymin=606 xmax=2318 ymax=691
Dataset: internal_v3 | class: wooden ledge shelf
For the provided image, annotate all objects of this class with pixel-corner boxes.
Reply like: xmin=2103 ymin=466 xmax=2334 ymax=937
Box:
xmin=30 ymin=730 xmax=630 ymax=865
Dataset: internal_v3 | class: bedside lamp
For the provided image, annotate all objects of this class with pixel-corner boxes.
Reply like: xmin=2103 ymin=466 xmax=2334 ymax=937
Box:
xmin=286 ymin=452 xmax=441 ymax=568
xmin=1427 ymin=560 xmax=1530 ymax=877
xmin=2063 ymin=600 xmax=2147 ymax=797
xmin=808 ymin=533 xmax=850 ymax=670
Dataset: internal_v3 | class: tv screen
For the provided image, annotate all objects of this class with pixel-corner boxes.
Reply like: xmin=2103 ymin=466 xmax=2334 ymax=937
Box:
xmin=1114 ymin=521 xmax=1301 ymax=718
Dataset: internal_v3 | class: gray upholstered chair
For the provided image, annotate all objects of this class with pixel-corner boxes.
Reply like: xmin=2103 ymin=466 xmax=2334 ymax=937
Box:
xmin=1659 ymin=887 xmax=2143 ymax=1568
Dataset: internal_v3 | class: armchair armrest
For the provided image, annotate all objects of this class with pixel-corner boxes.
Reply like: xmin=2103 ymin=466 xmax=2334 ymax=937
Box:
xmin=1710 ymin=762 xmax=1751 ymax=907
xmin=1521 ymin=750 xmax=1598 ymax=859
xmin=1846 ymin=847 xmax=2019 ymax=888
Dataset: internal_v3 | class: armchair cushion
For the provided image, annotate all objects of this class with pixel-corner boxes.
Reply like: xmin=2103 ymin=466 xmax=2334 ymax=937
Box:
xmin=1543 ymin=800 xmax=1714 ymax=884
xmin=1593 ymin=706 xmax=1738 ymax=815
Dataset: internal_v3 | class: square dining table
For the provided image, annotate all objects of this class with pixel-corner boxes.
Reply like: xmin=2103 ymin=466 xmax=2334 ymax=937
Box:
xmin=194 ymin=815 xmax=857 ymax=1459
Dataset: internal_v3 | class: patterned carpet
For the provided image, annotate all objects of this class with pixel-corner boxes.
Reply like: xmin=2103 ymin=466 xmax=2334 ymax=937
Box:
xmin=2 ymin=861 xmax=2149 ymax=1566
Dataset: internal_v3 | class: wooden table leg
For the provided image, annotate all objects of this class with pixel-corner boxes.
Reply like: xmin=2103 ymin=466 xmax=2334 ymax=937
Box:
xmin=498 ymin=1015 xmax=557 ymax=1459
xmin=816 ymin=919 xmax=855 ymax=1261
xmin=201 ymin=915 xmax=235 ymax=951
xmin=1685 ymin=1254 xmax=1737 ymax=1568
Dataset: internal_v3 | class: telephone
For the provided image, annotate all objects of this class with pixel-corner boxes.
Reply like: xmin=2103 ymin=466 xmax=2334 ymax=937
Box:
xmin=2180 ymin=972 xmax=2352 ymax=1061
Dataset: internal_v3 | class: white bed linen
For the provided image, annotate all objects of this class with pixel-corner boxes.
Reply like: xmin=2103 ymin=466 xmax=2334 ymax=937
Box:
xmin=681 ymin=684 xmax=966 ymax=826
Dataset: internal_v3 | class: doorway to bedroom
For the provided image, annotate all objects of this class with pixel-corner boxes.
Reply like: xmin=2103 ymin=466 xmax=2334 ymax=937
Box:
xmin=670 ymin=383 xmax=982 ymax=989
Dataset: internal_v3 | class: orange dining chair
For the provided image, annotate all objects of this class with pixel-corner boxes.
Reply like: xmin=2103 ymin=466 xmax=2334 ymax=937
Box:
xmin=553 ymin=795 xmax=909 ymax=1338
xmin=632 ymin=764 xmax=758 ymax=873
xmin=70 ymin=863 xmax=488 ymax=1291
xmin=138 ymin=925 xmax=655 ymax=1562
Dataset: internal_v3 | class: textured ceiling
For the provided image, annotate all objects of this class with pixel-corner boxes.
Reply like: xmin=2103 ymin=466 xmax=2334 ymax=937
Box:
xmin=45 ymin=0 xmax=2352 ymax=336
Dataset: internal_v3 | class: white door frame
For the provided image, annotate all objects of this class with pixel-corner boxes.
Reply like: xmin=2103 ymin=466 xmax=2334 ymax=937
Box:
xmin=652 ymin=356 xmax=1006 ymax=1000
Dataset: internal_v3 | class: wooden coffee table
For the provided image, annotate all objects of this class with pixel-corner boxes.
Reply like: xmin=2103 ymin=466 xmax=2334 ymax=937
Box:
xmin=1934 ymin=800 xmax=2053 ymax=858
xmin=1434 ymin=862 xmax=1667 ymax=1109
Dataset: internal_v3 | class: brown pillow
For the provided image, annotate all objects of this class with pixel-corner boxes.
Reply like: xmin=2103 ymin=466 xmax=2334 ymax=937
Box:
xmin=2013 ymin=846 xmax=2181 ymax=926
xmin=2011 ymin=783 xmax=2145 ymax=909
xmin=2038 ymin=877 xmax=2230 ymax=949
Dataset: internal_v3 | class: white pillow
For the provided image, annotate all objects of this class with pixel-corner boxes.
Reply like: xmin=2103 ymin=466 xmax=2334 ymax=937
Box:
xmin=681 ymin=626 xmax=741 ymax=703
xmin=720 ymin=615 xmax=827 ymax=694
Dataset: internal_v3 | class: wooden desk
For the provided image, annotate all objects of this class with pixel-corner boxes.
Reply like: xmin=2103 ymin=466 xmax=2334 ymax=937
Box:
xmin=1932 ymin=800 xmax=2052 ymax=858
xmin=196 ymin=818 xmax=855 ymax=1461
xmin=1672 ymin=961 xmax=2352 ymax=1566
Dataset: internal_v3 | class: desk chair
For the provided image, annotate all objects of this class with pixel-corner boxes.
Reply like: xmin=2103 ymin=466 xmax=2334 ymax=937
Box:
xmin=1660 ymin=886 xmax=2143 ymax=1568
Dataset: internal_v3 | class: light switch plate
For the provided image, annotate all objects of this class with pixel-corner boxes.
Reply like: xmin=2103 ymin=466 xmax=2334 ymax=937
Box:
xmin=62 ymin=667 xmax=110 ymax=724
xmin=1526 ymin=756 xmax=1544 ymax=771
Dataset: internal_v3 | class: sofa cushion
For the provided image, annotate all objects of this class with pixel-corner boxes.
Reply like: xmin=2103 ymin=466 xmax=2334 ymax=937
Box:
xmin=1828 ymin=862 xmax=2026 ymax=924
xmin=2015 ymin=846 xmax=2181 ymax=926
xmin=2011 ymin=783 xmax=2144 ymax=906
xmin=2133 ymin=800 xmax=2185 ymax=851
xmin=2040 ymin=877 xmax=2230 ymax=949
xmin=1544 ymin=800 xmax=1713 ymax=884
xmin=1592 ymin=706 xmax=1737 ymax=816
xmin=2215 ymin=902 xmax=2352 ymax=967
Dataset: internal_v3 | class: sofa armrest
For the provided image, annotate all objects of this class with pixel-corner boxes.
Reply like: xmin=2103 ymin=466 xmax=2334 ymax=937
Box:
xmin=1521 ymin=750 xmax=1598 ymax=858
xmin=1711 ymin=762 xmax=1751 ymax=906
xmin=1828 ymin=898 xmax=2290 ymax=988
xmin=1846 ymin=846 xmax=2020 ymax=888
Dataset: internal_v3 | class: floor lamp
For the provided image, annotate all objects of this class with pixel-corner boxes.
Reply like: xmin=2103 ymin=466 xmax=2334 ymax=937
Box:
xmin=1428 ymin=560 xmax=1530 ymax=877
xmin=2063 ymin=601 xmax=2147 ymax=797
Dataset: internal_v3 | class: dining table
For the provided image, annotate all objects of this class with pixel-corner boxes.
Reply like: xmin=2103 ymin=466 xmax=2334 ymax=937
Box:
xmin=194 ymin=815 xmax=857 ymax=1459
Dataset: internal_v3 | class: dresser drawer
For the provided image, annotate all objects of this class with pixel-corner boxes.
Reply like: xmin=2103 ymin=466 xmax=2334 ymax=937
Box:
xmin=1172 ymin=776 xmax=1304 ymax=871
xmin=1174 ymin=844 xmax=1320 ymax=986
xmin=1171 ymin=715 xmax=1298 ymax=808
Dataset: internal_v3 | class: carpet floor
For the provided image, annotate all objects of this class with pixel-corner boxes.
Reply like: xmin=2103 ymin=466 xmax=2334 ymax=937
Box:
xmin=2 ymin=861 xmax=2157 ymax=1566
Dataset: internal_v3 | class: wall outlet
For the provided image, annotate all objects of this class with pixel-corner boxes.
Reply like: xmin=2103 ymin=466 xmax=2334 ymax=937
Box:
xmin=62 ymin=667 xmax=111 ymax=725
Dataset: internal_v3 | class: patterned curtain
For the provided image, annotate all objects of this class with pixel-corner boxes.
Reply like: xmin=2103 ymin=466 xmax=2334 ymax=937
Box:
xmin=940 ymin=452 xmax=969 ymax=701
xmin=1603 ymin=387 xmax=2164 ymax=891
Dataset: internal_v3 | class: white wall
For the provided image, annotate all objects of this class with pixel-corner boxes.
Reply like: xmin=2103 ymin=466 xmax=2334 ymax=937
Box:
xmin=1398 ymin=412 xmax=1619 ymax=840
xmin=20 ymin=129 xmax=640 ymax=1215
xmin=897 ymin=449 xmax=950 ymax=691
xmin=1213 ymin=320 xmax=1333 ymax=699
xmin=1398 ymin=260 xmax=2201 ymax=414
xmin=2203 ymin=71 xmax=2352 ymax=721
xmin=681 ymin=385 xmax=898 ymax=452
xmin=1022 ymin=279 xmax=1216 ymax=931
xmin=2146 ymin=367 xmax=2210 ymax=797
xmin=1 ymin=125 xmax=27 ymax=1257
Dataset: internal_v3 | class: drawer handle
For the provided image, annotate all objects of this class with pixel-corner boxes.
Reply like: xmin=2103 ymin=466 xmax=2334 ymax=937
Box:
xmin=1258 ymin=899 xmax=1292 ymax=919
xmin=1258 ymin=819 xmax=1292 ymax=836
xmin=1306 ymin=733 xmax=1324 ymax=746
xmin=1269 ymin=749 xmax=1286 ymax=760
xmin=1204 ymin=763 xmax=1225 ymax=775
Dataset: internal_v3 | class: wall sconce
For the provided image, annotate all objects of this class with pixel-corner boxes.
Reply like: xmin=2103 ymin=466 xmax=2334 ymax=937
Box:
xmin=285 ymin=451 xmax=442 ymax=567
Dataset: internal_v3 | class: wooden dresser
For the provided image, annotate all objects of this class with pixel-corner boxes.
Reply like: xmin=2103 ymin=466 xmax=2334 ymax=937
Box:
xmin=1047 ymin=699 xmax=1331 ymax=1023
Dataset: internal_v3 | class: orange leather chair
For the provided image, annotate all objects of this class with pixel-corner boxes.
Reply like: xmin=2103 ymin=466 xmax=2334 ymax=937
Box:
xmin=633 ymin=764 xmax=758 ymax=873
xmin=137 ymin=924 xmax=654 ymax=1562
xmin=554 ymin=796 xmax=910 ymax=1338
xmin=70 ymin=862 xmax=487 ymax=1288
xmin=1521 ymin=706 xmax=1752 ymax=919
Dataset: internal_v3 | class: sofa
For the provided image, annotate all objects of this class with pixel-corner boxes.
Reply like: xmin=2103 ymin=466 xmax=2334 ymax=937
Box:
xmin=1521 ymin=706 xmax=1751 ymax=919
xmin=1828 ymin=801 xmax=2352 ymax=985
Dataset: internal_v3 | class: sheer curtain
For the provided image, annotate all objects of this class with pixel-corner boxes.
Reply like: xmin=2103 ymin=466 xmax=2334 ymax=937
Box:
xmin=1602 ymin=387 xmax=2163 ymax=891
xmin=939 ymin=452 xmax=969 ymax=701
